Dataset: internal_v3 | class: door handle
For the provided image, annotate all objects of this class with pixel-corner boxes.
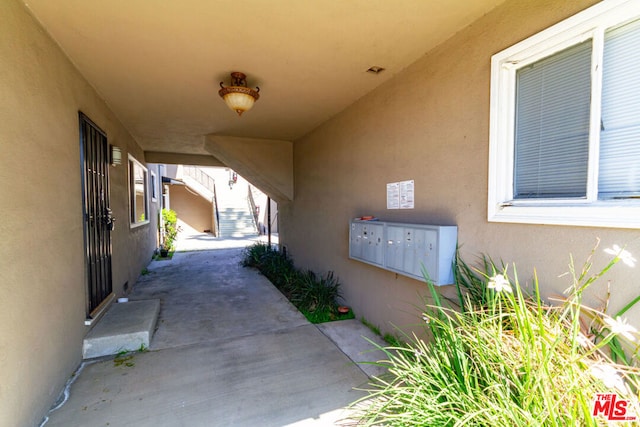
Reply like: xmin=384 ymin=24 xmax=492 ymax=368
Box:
xmin=105 ymin=208 xmax=116 ymax=231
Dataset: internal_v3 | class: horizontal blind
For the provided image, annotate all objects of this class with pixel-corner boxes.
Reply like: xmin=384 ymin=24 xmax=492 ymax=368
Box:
xmin=599 ymin=18 xmax=640 ymax=199
xmin=513 ymin=41 xmax=592 ymax=199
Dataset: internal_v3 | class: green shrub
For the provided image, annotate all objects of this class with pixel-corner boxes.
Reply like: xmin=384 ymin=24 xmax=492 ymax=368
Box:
xmin=240 ymin=243 xmax=347 ymax=324
xmin=294 ymin=270 xmax=342 ymax=314
xmin=352 ymin=243 xmax=640 ymax=426
xmin=161 ymin=208 xmax=179 ymax=251
xmin=361 ymin=317 xmax=381 ymax=336
xmin=262 ymin=252 xmax=295 ymax=287
xmin=452 ymin=249 xmax=496 ymax=309
xmin=240 ymin=242 xmax=274 ymax=268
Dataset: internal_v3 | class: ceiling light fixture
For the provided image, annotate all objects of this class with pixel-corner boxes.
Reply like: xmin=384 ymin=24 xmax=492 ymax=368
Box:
xmin=218 ymin=72 xmax=260 ymax=116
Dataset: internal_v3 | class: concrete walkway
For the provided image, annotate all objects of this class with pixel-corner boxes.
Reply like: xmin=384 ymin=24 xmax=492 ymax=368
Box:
xmin=43 ymin=236 xmax=386 ymax=426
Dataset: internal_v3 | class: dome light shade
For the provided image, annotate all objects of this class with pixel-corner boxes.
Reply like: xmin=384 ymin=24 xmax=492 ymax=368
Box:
xmin=218 ymin=72 xmax=260 ymax=116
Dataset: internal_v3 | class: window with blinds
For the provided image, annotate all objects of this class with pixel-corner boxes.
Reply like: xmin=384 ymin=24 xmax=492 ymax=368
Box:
xmin=513 ymin=18 xmax=640 ymax=201
xmin=599 ymin=18 xmax=640 ymax=199
xmin=514 ymin=41 xmax=592 ymax=199
xmin=488 ymin=0 xmax=640 ymax=228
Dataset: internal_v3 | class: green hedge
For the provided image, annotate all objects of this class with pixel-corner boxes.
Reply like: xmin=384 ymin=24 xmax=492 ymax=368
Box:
xmin=241 ymin=242 xmax=354 ymax=323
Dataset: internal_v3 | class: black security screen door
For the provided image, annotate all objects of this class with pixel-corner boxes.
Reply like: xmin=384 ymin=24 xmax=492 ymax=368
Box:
xmin=79 ymin=113 xmax=114 ymax=315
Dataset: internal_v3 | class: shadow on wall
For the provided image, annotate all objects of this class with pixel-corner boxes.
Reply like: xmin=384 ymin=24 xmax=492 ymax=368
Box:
xmin=170 ymin=185 xmax=213 ymax=233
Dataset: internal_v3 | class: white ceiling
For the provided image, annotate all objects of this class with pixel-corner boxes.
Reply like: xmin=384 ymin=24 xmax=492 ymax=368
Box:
xmin=22 ymin=0 xmax=504 ymax=155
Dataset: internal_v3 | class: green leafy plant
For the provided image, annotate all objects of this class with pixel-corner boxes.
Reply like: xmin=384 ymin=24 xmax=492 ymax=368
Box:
xmin=241 ymin=242 xmax=349 ymax=324
xmin=294 ymin=270 xmax=342 ymax=315
xmin=261 ymin=250 xmax=295 ymax=289
xmin=113 ymin=344 xmax=148 ymax=368
xmin=161 ymin=208 xmax=179 ymax=252
xmin=361 ymin=317 xmax=381 ymax=336
xmin=453 ymin=245 xmax=640 ymax=366
xmin=452 ymin=248 xmax=496 ymax=310
xmin=382 ymin=333 xmax=402 ymax=347
xmin=352 ymin=243 xmax=640 ymax=426
xmin=240 ymin=242 xmax=274 ymax=268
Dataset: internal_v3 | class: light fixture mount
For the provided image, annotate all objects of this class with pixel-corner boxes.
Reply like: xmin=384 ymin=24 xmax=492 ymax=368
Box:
xmin=367 ymin=66 xmax=385 ymax=74
xmin=218 ymin=72 xmax=260 ymax=116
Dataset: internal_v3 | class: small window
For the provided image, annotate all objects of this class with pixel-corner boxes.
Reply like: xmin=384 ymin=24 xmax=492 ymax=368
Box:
xmin=129 ymin=155 xmax=149 ymax=226
xmin=150 ymin=170 xmax=158 ymax=202
xmin=488 ymin=0 xmax=640 ymax=228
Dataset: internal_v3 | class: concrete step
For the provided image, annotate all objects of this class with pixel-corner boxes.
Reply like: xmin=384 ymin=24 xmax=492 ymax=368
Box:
xmin=219 ymin=228 xmax=257 ymax=234
xmin=219 ymin=230 xmax=258 ymax=238
xmin=218 ymin=224 xmax=255 ymax=230
xmin=219 ymin=227 xmax=256 ymax=233
xmin=216 ymin=196 xmax=257 ymax=236
xmin=219 ymin=217 xmax=254 ymax=223
xmin=217 ymin=213 xmax=254 ymax=220
xmin=218 ymin=217 xmax=257 ymax=233
xmin=219 ymin=228 xmax=258 ymax=235
xmin=218 ymin=214 xmax=253 ymax=219
xmin=83 ymin=299 xmax=160 ymax=359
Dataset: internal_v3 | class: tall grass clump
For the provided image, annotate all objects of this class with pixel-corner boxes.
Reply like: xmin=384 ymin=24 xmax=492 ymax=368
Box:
xmin=294 ymin=270 xmax=342 ymax=313
xmin=352 ymin=242 xmax=640 ymax=426
xmin=241 ymin=242 xmax=352 ymax=323
xmin=240 ymin=241 xmax=275 ymax=268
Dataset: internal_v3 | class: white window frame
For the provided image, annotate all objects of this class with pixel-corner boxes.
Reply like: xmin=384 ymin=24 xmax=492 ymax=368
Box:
xmin=150 ymin=170 xmax=158 ymax=202
xmin=488 ymin=0 xmax=640 ymax=229
xmin=128 ymin=154 xmax=150 ymax=227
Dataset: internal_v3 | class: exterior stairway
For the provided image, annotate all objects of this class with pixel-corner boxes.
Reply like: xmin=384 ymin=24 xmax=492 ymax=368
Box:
xmin=210 ymin=171 xmax=258 ymax=238
xmin=205 ymin=171 xmax=258 ymax=239
xmin=180 ymin=166 xmax=258 ymax=238
xmin=217 ymin=204 xmax=258 ymax=238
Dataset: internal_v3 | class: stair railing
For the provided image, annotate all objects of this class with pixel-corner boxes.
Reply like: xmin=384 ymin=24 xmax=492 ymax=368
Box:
xmin=183 ymin=166 xmax=216 ymax=195
xmin=247 ymin=185 xmax=260 ymax=234
xmin=212 ymin=182 xmax=220 ymax=237
xmin=270 ymin=209 xmax=278 ymax=233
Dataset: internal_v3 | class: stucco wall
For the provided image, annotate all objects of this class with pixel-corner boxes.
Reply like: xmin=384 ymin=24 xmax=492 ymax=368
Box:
xmin=169 ymin=185 xmax=213 ymax=233
xmin=282 ymin=0 xmax=640 ymax=337
xmin=0 ymin=1 xmax=157 ymax=425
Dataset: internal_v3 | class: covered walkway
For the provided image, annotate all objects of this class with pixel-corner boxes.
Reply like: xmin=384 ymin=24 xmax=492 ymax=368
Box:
xmin=43 ymin=235 xmax=385 ymax=426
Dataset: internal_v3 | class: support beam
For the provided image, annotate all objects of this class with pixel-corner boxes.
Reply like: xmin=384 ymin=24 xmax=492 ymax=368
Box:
xmin=144 ymin=151 xmax=225 ymax=167
xmin=204 ymin=135 xmax=293 ymax=202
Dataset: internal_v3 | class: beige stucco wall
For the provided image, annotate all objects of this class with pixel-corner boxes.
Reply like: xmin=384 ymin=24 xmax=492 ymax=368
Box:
xmin=281 ymin=0 xmax=640 ymax=337
xmin=204 ymin=135 xmax=293 ymax=203
xmin=0 ymin=1 xmax=158 ymax=425
xmin=169 ymin=185 xmax=213 ymax=233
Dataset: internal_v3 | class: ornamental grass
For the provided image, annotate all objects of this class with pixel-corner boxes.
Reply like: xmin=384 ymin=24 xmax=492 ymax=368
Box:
xmin=352 ymin=242 xmax=640 ymax=426
xmin=241 ymin=242 xmax=350 ymax=323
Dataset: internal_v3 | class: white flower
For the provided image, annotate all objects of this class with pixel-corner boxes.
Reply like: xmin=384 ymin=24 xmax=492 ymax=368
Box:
xmin=590 ymin=364 xmax=628 ymax=394
xmin=422 ymin=314 xmax=430 ymax=324
xmin=575 ymin=333 xmax=592 ymax=348
xmin=604 ymin=316 xmax=638 ymax=342
xmin=605 ymin=244 xmax=637 ymax=267
xmin=414 ymin=349 xmax=425 ymax=358
xmin=487 ymin=274 xmax=512 ymax=293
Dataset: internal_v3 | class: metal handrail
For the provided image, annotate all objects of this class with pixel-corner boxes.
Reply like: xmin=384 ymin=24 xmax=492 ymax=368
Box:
xmin=271 ymin=209 xmax=278 ymax=232
xmin=247 ymin=185 xmax=260 ymax=234
xmin=212 ymin=182 xmax=220 ymax=237
xmin=183 ymin=166 xmax=215 ymax=194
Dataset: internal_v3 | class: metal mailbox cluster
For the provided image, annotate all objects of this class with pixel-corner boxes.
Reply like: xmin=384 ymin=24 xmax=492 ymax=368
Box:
xmin=349 ymin=219 xmax=457 ymax=286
